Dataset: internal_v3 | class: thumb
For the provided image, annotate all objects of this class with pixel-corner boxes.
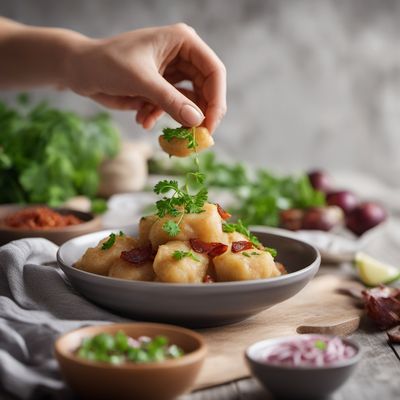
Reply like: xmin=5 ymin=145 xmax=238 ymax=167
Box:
xmin=142 ymin=76 xmax=204 ymax=127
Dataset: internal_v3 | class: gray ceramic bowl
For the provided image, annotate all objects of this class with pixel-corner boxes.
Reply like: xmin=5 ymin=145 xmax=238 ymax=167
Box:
xmin=245 ymin=335 xmax=361 ymax=399
xmin=57 ymin=228 xmax=320 ymax=327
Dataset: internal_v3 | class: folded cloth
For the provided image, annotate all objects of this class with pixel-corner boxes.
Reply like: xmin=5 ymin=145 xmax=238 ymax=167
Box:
xmin=0 ymin=238 xmax=125 ymax=400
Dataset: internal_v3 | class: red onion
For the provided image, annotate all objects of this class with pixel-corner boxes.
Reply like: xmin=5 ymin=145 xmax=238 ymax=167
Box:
xmin=260 ymin=336 xmax=356 ymax=367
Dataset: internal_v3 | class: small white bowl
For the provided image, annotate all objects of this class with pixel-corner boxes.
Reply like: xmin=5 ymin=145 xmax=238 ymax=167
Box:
xmin=245 ymin=335 xmax=361 ymax=399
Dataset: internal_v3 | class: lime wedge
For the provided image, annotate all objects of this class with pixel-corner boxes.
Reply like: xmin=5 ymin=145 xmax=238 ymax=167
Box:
xmin=355 ymin=252 xmax=400 ymax=286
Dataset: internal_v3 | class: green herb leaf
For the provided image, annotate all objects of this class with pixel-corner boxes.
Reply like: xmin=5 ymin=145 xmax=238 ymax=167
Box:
xmin=314 ymin=339 xmax=327 ymax=351
xmin=162 ymin=127 xmax=197 ymax=149
xmin=172 ymin=250 xmax=200 ymax=262
xmin=222 ymin=219 xmax=261 ymax=247
xmin=265 ymin=247 xmax=277 ymax=258
xmin=162 ymin=220 xmax=181 ymax=236
xmin=101 ymin=233 xmax=116 ymax=250
xmin=242 ymin=252 xmax=251 ymax=258
xmin=91 ymin=198 xmax=108 ymax=214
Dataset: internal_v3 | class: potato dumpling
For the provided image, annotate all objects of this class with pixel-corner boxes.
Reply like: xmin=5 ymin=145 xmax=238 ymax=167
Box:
xmin=149 ymin=203 xmax=224 ymax=249
xmin=159 ymin=127 xmax=214 ymax=157
xmin=109 ymin=259 xmax=155 ymax=281
xmin=153 ymin=240 xmax=209 ymax=283
xmin=138 ymin=215 xmax=158 ymax=246
xmin=213 ymin=250 xmax=281 ymax=282
xmin=75 ymin=235 xmax=137 ymax=276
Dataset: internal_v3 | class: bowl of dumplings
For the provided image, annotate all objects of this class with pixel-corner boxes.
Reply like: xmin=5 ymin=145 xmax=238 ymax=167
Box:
xmin=57 ymin=201 xmax=320 ymax=327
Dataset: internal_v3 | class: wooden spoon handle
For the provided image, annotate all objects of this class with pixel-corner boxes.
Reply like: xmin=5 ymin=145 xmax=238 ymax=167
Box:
xmin=296 ymin=316 xmax=360 ymax=336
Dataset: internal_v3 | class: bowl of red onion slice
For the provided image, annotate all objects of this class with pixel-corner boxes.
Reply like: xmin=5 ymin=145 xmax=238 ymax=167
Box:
xmin=245 ymin=335 xmax=361 ymax=399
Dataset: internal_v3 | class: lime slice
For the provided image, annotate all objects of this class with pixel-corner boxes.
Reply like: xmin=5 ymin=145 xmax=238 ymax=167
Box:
xmin=355 ymin=252 xmax=400 ymax=286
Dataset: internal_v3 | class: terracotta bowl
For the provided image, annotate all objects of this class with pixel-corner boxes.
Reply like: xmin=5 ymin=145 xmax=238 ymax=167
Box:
xmin=0 ymin=204 xmax=102 ymax=246
xmin=54 ymin=323 xmax=207 ymax=400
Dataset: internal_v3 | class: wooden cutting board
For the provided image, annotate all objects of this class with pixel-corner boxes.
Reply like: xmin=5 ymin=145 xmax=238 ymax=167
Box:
xmin=194 ymin=274 xmax=363 ymax=389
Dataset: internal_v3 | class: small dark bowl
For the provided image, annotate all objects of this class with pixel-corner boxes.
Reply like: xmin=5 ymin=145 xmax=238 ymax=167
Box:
xmin=245 ymin=335 xmax=361 ymax=399
xmin=0 ymin=204 xmax=102 ymax=246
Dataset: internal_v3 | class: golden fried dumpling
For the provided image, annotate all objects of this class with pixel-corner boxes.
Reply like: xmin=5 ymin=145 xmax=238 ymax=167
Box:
xmin=213 ymin=248 xmax=281 ymax=282
xmin=138 ymin=214 xmax=158 ymax=246
xmin=153 ymin=240 xmax=209 ymax=283
xmin=149 ymin=203 xmax=224 ymax=249
xmin=159 ymin=127 xmax=214 ymax=157
xmin=75 ymin=234 xmax=137 ymax=276
xmin=109 ymin=259 xmax=155 ymax=281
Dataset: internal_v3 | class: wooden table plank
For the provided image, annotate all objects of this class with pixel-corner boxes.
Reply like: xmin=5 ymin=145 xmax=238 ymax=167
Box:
xmin=182 ymin=317 xmax=400 ymax=400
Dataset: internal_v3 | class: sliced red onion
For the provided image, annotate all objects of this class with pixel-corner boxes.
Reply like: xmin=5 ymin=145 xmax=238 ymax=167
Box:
xmin=259 ymin=335 xmax=356 ymax=367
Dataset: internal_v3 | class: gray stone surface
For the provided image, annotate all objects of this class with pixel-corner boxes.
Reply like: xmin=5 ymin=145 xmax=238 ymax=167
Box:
xmin=1 ymin=0 xmax=399 ymax=186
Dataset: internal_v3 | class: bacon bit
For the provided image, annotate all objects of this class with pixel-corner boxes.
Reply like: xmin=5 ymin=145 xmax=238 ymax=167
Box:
xmin=189 ymin=238 xmax=228 ymax=258
xmin=216 ymin=204 xmax=231 ymax=220
xmin=362 ymin=286 xmax=400 ymax=329
xmin=231 ymin=241 xmax=253 ymax=253
xmin=387 ymin=326 xmax=400 ymax=343
xmin=120 ymin=245 xmax=153 ymax=265
xmin=275 ymin=262 xmax=287 ymax=275
xmin=203 ymin=274 xmax=215 ymax=283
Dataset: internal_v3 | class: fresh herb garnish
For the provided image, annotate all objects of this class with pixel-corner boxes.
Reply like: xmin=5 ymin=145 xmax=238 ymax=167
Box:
xmin=242 ymin=252 xmax=251 ymax=258
xmin=148 ymin=152 xmax=326 ymax=227
xmin=314 ymin=339 xmax=327 ymax=351
xmin=101 ymin=231 xmax=124 ymax=250
xmin=153 ymin=128 xmax=208 ymax=236
xmin=172 ymin=250 xmax=200 ymax=262
xmin=76 ymin=331 xmax=184 ymax=364
xmin=222 ymin=219 xmax=261 ymax=247
xmin=162 ymin=220 xmax=181 ymax=237
xmin=265 ymin=247 xmax=278 ymax=257
xmin=162 ymin=127 xmax=197 ymax=149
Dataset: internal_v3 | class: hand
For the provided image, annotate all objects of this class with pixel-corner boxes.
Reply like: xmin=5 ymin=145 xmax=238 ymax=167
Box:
xmin=65 ymin=23 xmax=227 ymax=133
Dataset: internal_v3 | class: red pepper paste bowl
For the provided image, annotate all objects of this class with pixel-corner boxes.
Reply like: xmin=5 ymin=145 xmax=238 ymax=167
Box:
xmin=0 ymin=204 xmax=102 ymax=246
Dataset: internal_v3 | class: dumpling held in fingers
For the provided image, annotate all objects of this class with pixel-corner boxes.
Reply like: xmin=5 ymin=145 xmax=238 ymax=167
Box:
xmin=153 ymin=240 xmax=209 ymax=283
xmin=159 ymin=126 xmax=214 ymax=157
xmin=75 ymin=233 xmax=137 ymax=276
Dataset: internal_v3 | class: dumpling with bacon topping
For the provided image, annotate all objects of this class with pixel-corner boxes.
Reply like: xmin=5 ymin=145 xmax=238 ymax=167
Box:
xmin=213 ymin=239 xmax=281 ymax=282
xmin=75 ymin=233 xmax=137 ymax=276
xmin=159 ymin=126 xmax=214 ymax=157
xmin=153 ymin=240 xmax=209 ymax=283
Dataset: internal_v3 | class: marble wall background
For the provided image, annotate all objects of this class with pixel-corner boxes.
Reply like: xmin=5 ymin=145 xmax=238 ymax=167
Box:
xmin=1 ymin=0 xmax=400 ymax=186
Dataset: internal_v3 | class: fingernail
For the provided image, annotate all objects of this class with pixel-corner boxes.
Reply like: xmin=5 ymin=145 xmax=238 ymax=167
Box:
xmin=180 ymin=104 xmax=204 ymax=126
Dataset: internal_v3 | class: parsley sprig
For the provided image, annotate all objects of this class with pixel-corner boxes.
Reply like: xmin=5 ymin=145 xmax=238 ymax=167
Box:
xmin=154 ymin=180 xmax=208 ymax=236
xmin=162 ymin=127 xmax=198 ymax=149
xmin=172 ymin=250 xmax=200 ymax=262
xmin=222 ymin=219 xmax=261 ymax=247
xmin=154 ymin=127 xmax=208 ymax=237
xmin=101 ymin=231 xmax=125 ymax=250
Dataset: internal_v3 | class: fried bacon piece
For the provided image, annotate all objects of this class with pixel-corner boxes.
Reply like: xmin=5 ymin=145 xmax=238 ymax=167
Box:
xmin=387 ymin=326 xmax=400 ymax=343
xmin=362 ymin=286 xmax=400 ymax=329
xmin=231 ymin=241 xmax=253 ymax=253
xmin=189 ymin=238 xmax=228 ymax=257
xmin=216 ymin=204 xmax=231 ymax=220
xmin=120 ymin=245 xmax=153 ymax=265
xmin=275 ymin=262 xmax=287 ymax=275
